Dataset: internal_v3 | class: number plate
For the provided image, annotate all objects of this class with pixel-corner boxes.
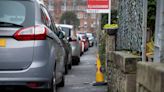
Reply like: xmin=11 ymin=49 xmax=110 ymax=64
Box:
xmin=0 ymin=39 xmax=6 ymax=47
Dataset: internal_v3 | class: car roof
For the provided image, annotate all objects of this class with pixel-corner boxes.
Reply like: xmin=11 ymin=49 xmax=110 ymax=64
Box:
xmin=36 ymin=0 xmax=45 ymax=4
xmin=7 ymin=0 xmax=46 ymax=5
xmin=58 ymin=24 xmax=73 ymax=29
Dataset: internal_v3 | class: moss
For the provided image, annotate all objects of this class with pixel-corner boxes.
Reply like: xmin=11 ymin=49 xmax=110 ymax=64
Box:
xmin=103 ymin=24 xmax=118 ymax=29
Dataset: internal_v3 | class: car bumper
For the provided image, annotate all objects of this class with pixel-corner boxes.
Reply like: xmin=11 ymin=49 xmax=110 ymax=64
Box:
xmin=71 ymin=46 xmax=80 ymax=57
xmin=0 ymin=41 xmax=55 ymax=89
xmin=0 ymin=61 xmax=53 ymax=88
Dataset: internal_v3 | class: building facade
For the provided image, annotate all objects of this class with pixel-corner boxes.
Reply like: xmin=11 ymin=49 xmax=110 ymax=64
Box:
xmin=53 ymin=0 xmax=98 ymax=33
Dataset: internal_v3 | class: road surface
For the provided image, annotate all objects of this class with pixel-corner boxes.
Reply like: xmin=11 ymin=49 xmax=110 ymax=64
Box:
xmin=57 ymin=47 xmax=107 ymax=92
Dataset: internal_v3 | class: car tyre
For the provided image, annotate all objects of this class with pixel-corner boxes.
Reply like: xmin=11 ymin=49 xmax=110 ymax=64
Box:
xmin=57 ymin=76 xmax=65 ymax=87
xmin=43 ymin=71 xmax=56 ymax=92
xmin=68 ymin=63 xmax=72 ymax=70
xmin=75 ymin=57 xmax=80 ymax=65
xmin=65 ymin=64 xmax=68 ymax=74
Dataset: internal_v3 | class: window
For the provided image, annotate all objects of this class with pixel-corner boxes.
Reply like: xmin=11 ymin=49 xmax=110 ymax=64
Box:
xmin=61 ymin=27 xmax=70 ymax=37
xmin=0 ymin=0 xmax=35 ymax=27
xmin=91 ymin=14 xmax=96 ymax=19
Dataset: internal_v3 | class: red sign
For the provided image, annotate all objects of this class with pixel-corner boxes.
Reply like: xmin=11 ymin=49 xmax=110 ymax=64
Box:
xmin=87 ymin=0 xmax=109 ymax=9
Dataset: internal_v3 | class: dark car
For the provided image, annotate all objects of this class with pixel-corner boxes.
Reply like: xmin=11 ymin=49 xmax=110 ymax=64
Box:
xmin=59 ymin=24 xmax=81 ymax=65
xmin=56 ymin=24 xmax=72 ymax=73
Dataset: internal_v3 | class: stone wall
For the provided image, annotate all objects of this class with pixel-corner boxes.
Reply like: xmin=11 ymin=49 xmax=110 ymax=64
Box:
xmin=137 ymin=62 xmax=164 ymax=92
xmin=116 ymin=0 xmax=143 ymax=52
xmin=107 ymin=51 xmax=141 ymax=92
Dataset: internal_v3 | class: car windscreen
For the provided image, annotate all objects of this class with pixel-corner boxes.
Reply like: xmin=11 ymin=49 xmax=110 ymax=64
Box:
xmin=86 ymin=33 xmax=93 ymax=38
xmin=0 ymin=0 xmax=35 ymax=27
xmin=61 ymin=27 xmax=71 ymax=37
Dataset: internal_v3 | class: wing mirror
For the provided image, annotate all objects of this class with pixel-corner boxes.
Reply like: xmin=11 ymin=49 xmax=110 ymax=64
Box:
xmin=68 ymin=37 xmax=72 ymax=41
xmin=58 ymin=31 xmax=64 ymax=39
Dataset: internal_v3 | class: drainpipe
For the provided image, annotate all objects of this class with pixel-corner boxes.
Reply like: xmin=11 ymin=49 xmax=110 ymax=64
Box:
xmin=154 ymin=0 xmax=164 ymax=62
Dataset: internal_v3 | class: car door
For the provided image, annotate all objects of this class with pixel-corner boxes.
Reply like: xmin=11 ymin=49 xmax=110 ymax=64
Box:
xmin=40 ymin=6 xmax=64 ymax=82
xmin=48 ymin=18 xmax=65 ymax=81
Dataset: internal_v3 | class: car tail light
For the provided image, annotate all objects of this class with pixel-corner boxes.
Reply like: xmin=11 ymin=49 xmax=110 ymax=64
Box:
xmin=71 ymin=39 xmax=77 ymax=41
xmin=14 ymin=25 xmax=47 ymax=41
xmin=82 ymin=39 xmax=86 ymax=42
xmin=26 ymin=82 xmax=44 ymax=88
xmin=27 ymin=82 xmax=39 ymax=88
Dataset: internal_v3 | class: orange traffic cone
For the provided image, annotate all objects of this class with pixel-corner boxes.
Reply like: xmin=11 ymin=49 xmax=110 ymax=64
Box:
xmin=93 ymin=54 xmax=107 ymax=86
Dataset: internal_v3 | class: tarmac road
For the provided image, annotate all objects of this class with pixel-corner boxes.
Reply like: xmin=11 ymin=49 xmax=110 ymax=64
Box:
xmin=57 ymin=46 xmax=107 ymax=92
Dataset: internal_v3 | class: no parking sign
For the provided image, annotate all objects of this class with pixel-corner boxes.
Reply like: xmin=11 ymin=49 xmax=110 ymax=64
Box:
xmin=87 ymin=0 xmax=110 ymax=13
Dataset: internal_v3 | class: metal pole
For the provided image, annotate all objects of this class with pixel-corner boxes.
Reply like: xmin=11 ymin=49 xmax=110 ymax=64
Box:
xmin=73 ymin=0 xmax=76 ymax=11
xmin=64 ymin=0 xmax=67 ymax=11
xmin=154 ymin=0 xmax=164 ymax=62
xmin=141 ymin=0 xmax=148 ymax=62
xmin=108 ymin=0 xmax=111 ymax=24
xmin=97 ymin=14 xmax=101 ymax=51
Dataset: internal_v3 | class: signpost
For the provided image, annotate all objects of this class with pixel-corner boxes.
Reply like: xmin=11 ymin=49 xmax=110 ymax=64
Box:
xmin=86 ymin=0 xmax=111 ymax=24
xmin=86 ymin=0 xmax=111 ymax=54
xmin=87 ymin=0 xmax=110 ymax=13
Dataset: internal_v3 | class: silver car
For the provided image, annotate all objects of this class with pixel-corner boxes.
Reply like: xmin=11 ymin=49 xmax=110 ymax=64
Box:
xmin=59 ymin=24 xmax=81 ymax=65
xmin=0 ymin=0 xmax=65 ymax=91
xmin=86 ymin=33 xmax=95 ymax=47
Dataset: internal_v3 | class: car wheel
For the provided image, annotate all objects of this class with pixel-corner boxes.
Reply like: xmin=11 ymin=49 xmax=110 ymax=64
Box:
xmin=57 ymin=76 xmax=65 ymax=87
xmin=77 ymin=57 xmax=80 ymax=63
xmin=44 ymin=71 xmax=56 ymax=92
xmin=75 ymin=57 xmax=80 ymax=65
xmin=65 ymin=64 xmax=68 ymax=74
xmin=68 ymin=63 xmax=72 ymax=69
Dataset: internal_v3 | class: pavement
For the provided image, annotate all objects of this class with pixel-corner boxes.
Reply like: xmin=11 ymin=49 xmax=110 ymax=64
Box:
xmin=57 ymin=46 xmax=107 ymax=92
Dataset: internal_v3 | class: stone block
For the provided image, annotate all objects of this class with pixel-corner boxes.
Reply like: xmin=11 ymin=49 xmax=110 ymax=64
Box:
xmin=137 ymin=62 xmax=164 ymax=92
xmin=107 ymin=51 xmax=140 ymax=92
xmin=113 ymin=51 xmax=141 ymax=73
xmin=125 ymin=74 xmax=136 ymax=92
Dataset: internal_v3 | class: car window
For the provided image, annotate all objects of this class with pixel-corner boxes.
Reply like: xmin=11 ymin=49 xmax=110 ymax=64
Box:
xmin=61 ymin=27 xmax=70 ymax=37
xmin=40 ymin=5 xmax=59 ymax=35
xmin=0 ymin=0 xmax=35 ymax=27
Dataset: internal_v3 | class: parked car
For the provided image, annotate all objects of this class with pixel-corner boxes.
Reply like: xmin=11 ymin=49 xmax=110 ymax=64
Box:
xmin=0 ymin=0 xmax=65 ymax=91
xmin=77 ymin=33 xmax=89 ymax=51
xmin=86 ymin=33 xmax=95 ymax=47
xmin=79 ymin=39 xmax=85 ymax=55
xmin=59 ymin=24 xmax=81 ymax=65
xmin=56 ymin=24 xmax=72 ymax=72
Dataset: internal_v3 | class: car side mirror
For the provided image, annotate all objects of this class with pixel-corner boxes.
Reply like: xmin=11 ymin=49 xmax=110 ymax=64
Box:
xmin=62 ymin=31 xmax=66 ymax=37
xmin=58 ymin=31 xmax=64 ymax=39
xmin=67 ymin=37 xmax=72 ymax=41
xmin=78 ymin=37 xmax=81 ymax=40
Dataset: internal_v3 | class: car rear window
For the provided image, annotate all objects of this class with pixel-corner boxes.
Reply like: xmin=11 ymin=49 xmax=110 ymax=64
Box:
xmin=61 ymin=27 xmax=71 ymax=37
xmin=0 ymin=0 xmax=35 ymax=27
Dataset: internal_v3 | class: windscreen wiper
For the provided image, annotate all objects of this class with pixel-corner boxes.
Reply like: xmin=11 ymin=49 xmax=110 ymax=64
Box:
xmin=0 ymin=21 xmax=23 ymax=27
